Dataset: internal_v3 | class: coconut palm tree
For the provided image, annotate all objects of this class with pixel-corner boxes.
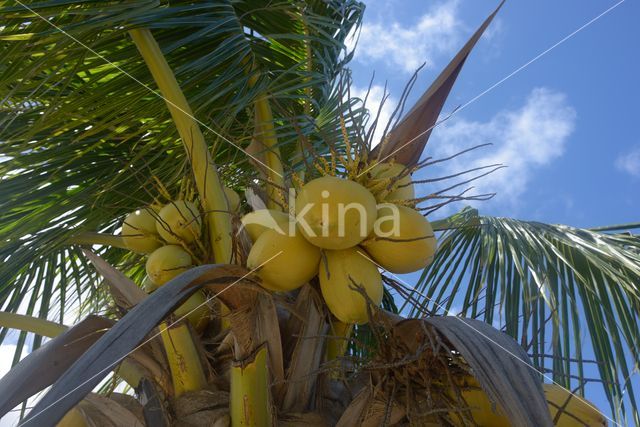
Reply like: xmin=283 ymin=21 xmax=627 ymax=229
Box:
xmin=0 ymin=1 xmax=638 ymax=426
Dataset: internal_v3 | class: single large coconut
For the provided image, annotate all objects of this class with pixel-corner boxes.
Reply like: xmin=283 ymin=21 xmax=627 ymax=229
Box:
xmin=146 ymin=245 xmax=192 ymax=286
xmin=319 ymin=247 xmax=383 ymax=324
xmin=174 ymin=291 xmax=210 ymax=333
xmin=362 ymin=204 xmax=436 ymax=274
xmin=295 ymin=176 xmax=377 ymax=250
xmin=247 ymin=228 xmax=321 ymax=292
xmin=241 ymin=209 xmax=292 ymax=242
xmin=224 ymin=186 xmax=241 ymax=212
xmin=367 ymin=162 xmax=415 ymax=203
xmin=121 ymin=207 xmax=162 ymax=253
xmin=156 ymin=201 xmax=202 ymax=244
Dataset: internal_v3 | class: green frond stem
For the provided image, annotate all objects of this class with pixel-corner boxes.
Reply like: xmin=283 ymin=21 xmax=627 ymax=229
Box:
xmin=291 ymin=13 xmax=314 ymax=183
xmin=159 ymin=321 xmax=207 ymax=396
xmin=67 ymin=232 xmax=127 ymax=250
xmin=230 ymin=345 xmax=272 ymax=427
xmin=254 ymin=96 xmax=285 ymax=210
xmin=0 ymin=311 xmax=66 ymax=338
xmin=588 ymin=222 xmax=640 ymax=232
xmin=129 ymin=28 xmax=232 ymax=263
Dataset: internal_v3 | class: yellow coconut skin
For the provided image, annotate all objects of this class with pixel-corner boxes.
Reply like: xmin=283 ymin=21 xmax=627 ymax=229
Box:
xmin=224 ymin=186 xmax=241 ymax=211
xmin=448 ymin=381 xmax=605 ymax=426
xmin=174 ymin=291 xmax=210 ymax=333
xmin=56 ymin=407 xmax=89 ymax=427
xmin=121 ymin=207 xmax=162 ymax=254
xmin=247 ymin=228 xmax=320 ymax=292
xmin=319 ymin=247 xmax=383 ymax=324
xmin=156 ymin=201 xmax=202 ymax=244
xmin=368 ymin=162 xmax=415 ymax=203
xmin=544 ymin=383 xmax=606 ymax=426
xmin=362 ymin=204 xmax=436 ymax=274
xmin=241 ymin=209 xmax=291 ymax=242
xmin=295 ymin=176 xmax=377 ymax=250
xmin=146 ymin=245 xmax=192 ymax=286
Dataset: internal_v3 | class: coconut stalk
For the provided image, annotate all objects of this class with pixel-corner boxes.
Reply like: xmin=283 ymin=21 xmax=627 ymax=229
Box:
xmin=230 ymin=345 xmax=272 ymax=426
xmin=129 ymin=27 xmax=230 ymax=398
xmin=159 ymin=321 xmax=207 ymax=396
xmin=129 ymin=28 xmax=232 ymax=264
xmin=290 ymin=11 xmax=314 ymax=182
xmin=68 ymin=232 xmax=128 ymax=250
xmin=253 ymin=95 xmax=285 ymax=210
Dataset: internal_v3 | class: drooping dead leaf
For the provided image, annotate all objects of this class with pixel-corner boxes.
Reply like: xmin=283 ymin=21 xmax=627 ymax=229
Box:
xmin=336 ymin=388 xmax=371 ymax=427
xmin=20 ymin=264 xmax=254 ymax=426
xmin=281 ymin=285 xmax=327 ymax=412
xmin=82 ymin=249 xmax=147 ymax=309
xmin=279 ymin=412 xmax=329 ymax=426
xmin=422 ymin=316 xmax=553 ymax=427
xmin=80 ymin=393 xmax=145 ymax=426
xmin=370 ymin=1 xmax=505 ymax=167
xmin=360 ymin=398 xmax=406 ymax=427
xmin=172 ymin=388 xmax=230 ymax=427
xmin=0 ymin=315 xmax=112 ymax=418
xmin=138 ymin=377 xmax=171 ymax=427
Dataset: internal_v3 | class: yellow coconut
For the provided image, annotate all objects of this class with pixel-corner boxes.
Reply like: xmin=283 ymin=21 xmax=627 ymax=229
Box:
xmin=362 ymin=204 xmax=436 ymax=274
xmin=448 ymin=381 xmax=605 ymax=427
xmin=544 ymin=383 xmax=606 ymax=426
xmin=368 ymin=162 xmax=415 ymax=203
xmin=146 ymin=245 xmax=192 ymax=286
xmin=241 ymin=209 xmax=292 ymax=242
xmin=247 ymin=228 xmax=321 ymax=292
xmin=224 ymin=186 xmax=241 ymax=211
xmin=295 ymin=176 xmax=377 ymax=250
xmin=319 ymin=247 xmax=383 ymax=324
xmin=121 ymin=207 xmax=162 ymax=253
xmin=174 ymin=291 xmax=210 ymax=333
xmin=457 ymin=389 xmax=509 ymax=426
xmin=155 ymin=201 xmax=202 ymax=244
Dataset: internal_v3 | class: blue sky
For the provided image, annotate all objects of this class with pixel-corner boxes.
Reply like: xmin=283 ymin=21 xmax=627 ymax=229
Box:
xmin=349 ymin=0 xmax=639 ymax=226
xmin=347 ymin=0 xmax=639 ymax=423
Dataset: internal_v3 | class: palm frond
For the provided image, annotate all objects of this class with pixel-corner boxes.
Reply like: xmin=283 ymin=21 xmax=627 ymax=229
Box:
xmin=402 ymin=208 xmax=640 ymax=424
xmin=0 ymin=0 xmax=364 ymax=356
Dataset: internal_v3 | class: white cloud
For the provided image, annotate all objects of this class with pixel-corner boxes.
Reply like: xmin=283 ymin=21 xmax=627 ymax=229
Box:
xmin=422 ymin=88 xmax=576 ymax=209
xmin=350 ymin=0 xmax=464 ymax=73
xmin=615 ymin=146 xmax=640 ymax=177
xmin=350 ymin=84 xmax=398 ymax=148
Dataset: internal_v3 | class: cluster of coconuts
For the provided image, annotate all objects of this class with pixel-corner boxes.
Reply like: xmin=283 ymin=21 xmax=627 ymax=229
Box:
xmin=121 ymin=200 xmax=208 ymax=331
xmin=242 ymin=162 xmax=436 ymax=325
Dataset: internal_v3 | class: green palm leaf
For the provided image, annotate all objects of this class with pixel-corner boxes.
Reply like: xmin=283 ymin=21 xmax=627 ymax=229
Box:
xmin=402 ymin=208 xmax=640 ymax=424
xmin=0 ymin=0 xmax=364 ymax=358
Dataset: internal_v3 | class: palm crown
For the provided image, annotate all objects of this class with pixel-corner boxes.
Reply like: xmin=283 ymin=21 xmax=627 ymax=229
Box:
xmin=0 ymin=1 xmax=638 ymax=426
